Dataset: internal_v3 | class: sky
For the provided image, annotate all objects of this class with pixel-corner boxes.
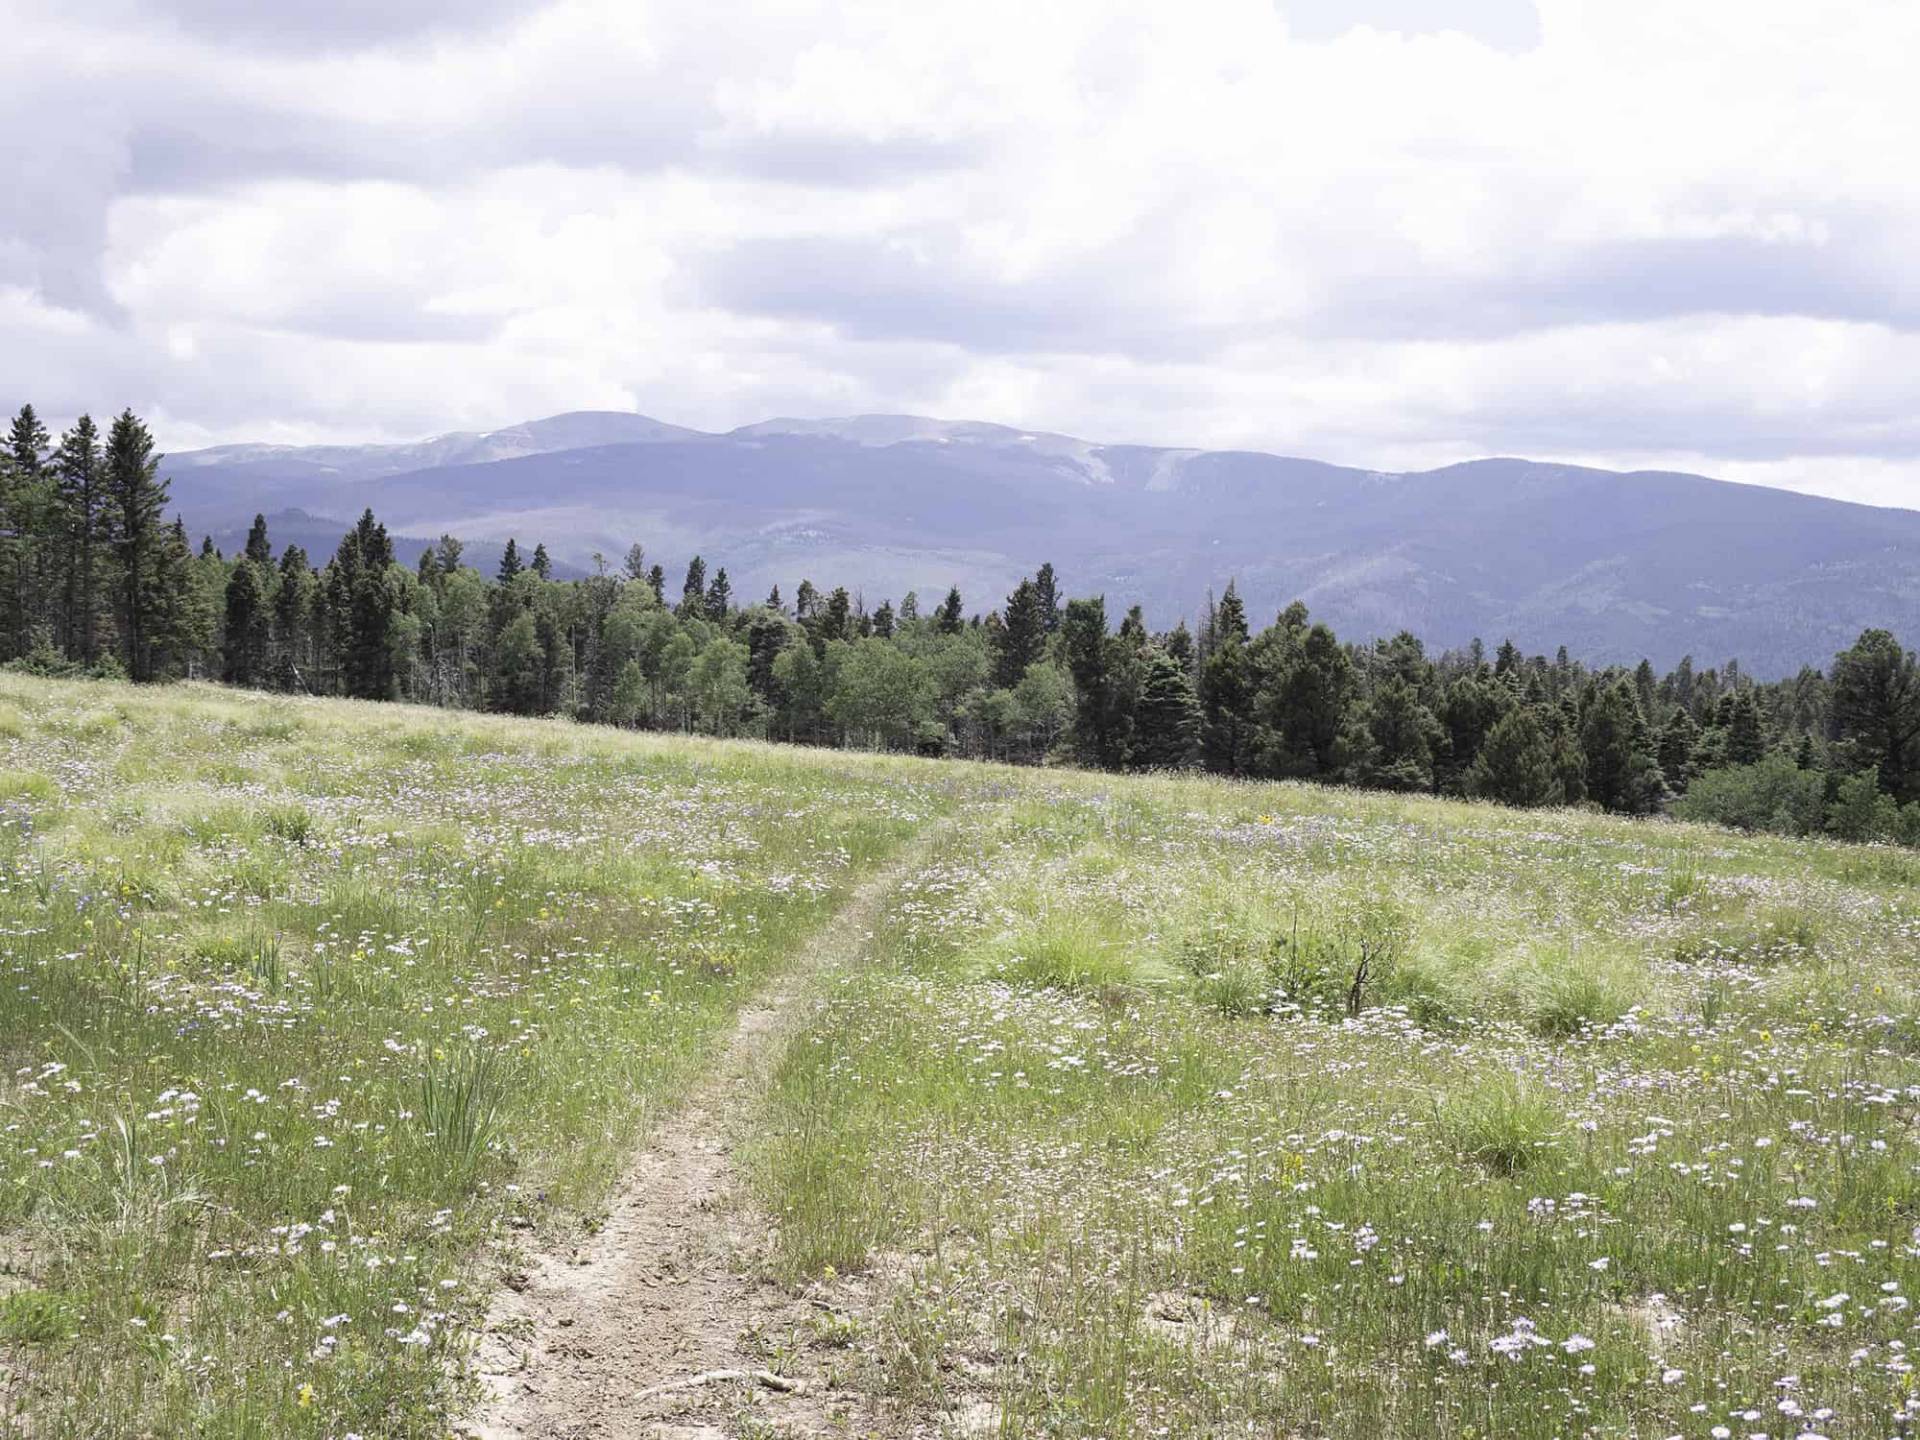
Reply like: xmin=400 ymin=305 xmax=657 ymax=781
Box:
xmin=4 ymin=0 xmax=1919 ymax=510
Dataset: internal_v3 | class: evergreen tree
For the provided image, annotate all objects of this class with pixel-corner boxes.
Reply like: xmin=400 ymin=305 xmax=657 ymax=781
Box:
xmin=1658 ymin=706 xmax=1701 ymax=791
xmin=55 ymin=415 xmax=109 ymax=663
xmin=1581 ymin=679 xmax=1666 ymax=814
xmin=1437 ymin=674 xmax=1509 ymax=794
xmin=679 ymin=556 xmax=708 ymax=618
xmin=819 ymin=587 xmax=852 ymax=645
xmin=1199 ymin=623 xmax=1256 ymax=775
xmin=623 ymin=543 xmax=647 ymax=582
xmin=871 ymin=599 xmax=895 ymax=639
xmin=1356 ymin=676 xmax=1442 ymax=791
xmin=937 ymin=586 xmax=965 ymax=635
xmin=765 ymin=584 xmax=784 ymax=613
xmin=530 ymin=542 xmax=552 ymax=580
xmin=151 ymin=518 xmax=213 ymax=678
xmin=898 ymin=591 xmax=919 ymax=624
xmin=222 ymin=559 xmax=272 ymax=685
xmin=106 ymin=410 xmax=167 ymax=681
xmin=1061 ymin=596 xmax=1136 ymax=768
xmin=1468 ymin=705 xmax=1561 ymax=807
xmin=795 ymin=579 xmax=819 ymax=620
xmin=1723 ymin=688 xmax=1766 ymax=765
xmin=274 ymin=545 xmax=316 ymax=685
xmin=646 ymin=564 xmax=665 ymax=602
xmin=706 ymin=566 xmax=732 ymax=619
xmin=1132 ymin=648 xmax=1200 ymax=769
xmin=332 ymin=510 xmax=398 ymax=699
xmin=497 ymin=538 xmax=522 ymax=583
xmin=1165 ymin=621 xmax=1194 ymax=669
xmin=8 ymin=406 xmax=48 ymax=475
xmin=993 ymin=578 xmax=1047 ymax=688
xmin=1259 ymin=623 xmax=1354 ymax=778
xmin=1214 ymin=581 xmax=1250 ymax=645
xmin=244 ymin=513 xmax=273 ymax=567
xmin=1034 ymin=562 xmax=1062 ymax=633
xmin=1831 ymin=629 xmax=1920 ymax=802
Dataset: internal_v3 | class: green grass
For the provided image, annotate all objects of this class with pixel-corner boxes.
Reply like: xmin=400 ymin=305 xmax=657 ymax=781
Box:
xmin=5 ymin=674 xmax=1920 ymax=1438
xmin=751 ymin=776 xmax=1920 ymax=1439
xmin=0 ymin=674 xmax=946 ymax=1436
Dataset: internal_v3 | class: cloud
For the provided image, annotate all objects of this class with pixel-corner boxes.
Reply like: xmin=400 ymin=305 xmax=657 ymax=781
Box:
xmin=1 ymin=0 xmax=1917 ymax=510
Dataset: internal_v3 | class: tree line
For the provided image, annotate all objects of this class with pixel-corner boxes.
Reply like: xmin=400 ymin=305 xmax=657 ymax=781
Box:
xmin=5 ymin=402 xmax=1919 ymax=847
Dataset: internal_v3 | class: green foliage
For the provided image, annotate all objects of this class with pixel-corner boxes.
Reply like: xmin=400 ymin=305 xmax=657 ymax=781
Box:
xmin=1436 ymin=1073 xmax=1563 ymax=1175
xmin=1673 ymin=753 xmax=1827 ymax=835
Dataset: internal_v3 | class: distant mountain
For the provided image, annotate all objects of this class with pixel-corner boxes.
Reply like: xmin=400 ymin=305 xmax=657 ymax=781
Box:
xmin=162 ymin=412 xmax=1920 ymax=676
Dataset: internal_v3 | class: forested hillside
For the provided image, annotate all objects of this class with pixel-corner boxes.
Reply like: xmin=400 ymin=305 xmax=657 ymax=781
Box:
xmin=159 ymin=410 xmax=1920 ymax=676
xmin=8 ymin=403 xmax=1920 ymax=848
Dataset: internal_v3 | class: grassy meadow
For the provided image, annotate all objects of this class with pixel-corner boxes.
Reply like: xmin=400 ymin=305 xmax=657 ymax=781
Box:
xmin=0 ymin=675 xmax=941 ymax=1436
xmin=0 ymin=674 xmax=1916 ymax=1438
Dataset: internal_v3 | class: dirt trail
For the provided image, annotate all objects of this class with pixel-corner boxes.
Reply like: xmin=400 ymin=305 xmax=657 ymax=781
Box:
xmin=462 ymin=839 xmax=930 ymax=1440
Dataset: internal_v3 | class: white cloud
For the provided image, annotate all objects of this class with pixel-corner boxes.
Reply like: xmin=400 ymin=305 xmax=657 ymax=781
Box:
xmin=3 ymin=0 xmax=1918 ymax=511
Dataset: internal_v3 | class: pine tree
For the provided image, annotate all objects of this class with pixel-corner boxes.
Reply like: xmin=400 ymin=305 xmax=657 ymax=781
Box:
xmin=1830 ymin=629 xmax=1920 ymax=802
xmin=1723 ymin=688 xmax=1766 ymax=765
xmin=1199 ymin=625 xmax=1255 ymax=776
xmin=706 ymin=567 xmax=732 ymax=619
xmin=530 ymin=542 xmax=552 ymax=580
xmin=151 ymin=517 xmax=213 ymax=679
xmin=332 ymin=510 xmax=397 ymax=699
xmin=1034 ymin=562 xmax=1062 ymax=634
xmin=1061 ymin=597 xmax=1138 ymax=768
xmin=1356 ymin=676 xmax=1442 ymax=791
xmin=1132 ymin=648 xmax=1200 ymax=768
xmin=679 ymin=556 xmax=708 ymax=618
xmin=1215 ymin=581 xmax=1250 ymax=645
xmin=244 ymin=514 xmax=273 ymax=567
xmin=106 ymin=410 xmax=168 ymax=681
xmin=937 ymin=586 xmax=965 ymax=635
xmin=766 ymin=584 xmax=784 ymax=613
xmin=871 ymin=599 xmax=895 ymax=639
xmin=498 ymin=538 xmax=522 ymax=583
xmin=274 ymin=545 xmax=317 ymax=686
xmin=1658 ymin=707 xmax=1701 ymax=791
xmin=1468 ymin=705 xmax=1561 ymax=807
xmin=1581 ymin=679 xmax=1666 ymax=814
xmin=222 ymin=559 xmax=272 ymax=685
xmin=8 ymin=406 xmax=48 ymax=475
xmin=994 ymin=578 xmax=1047 ymax=688
xmin=1260 ymin=623 xmax=1354 ymax=778
xmin=646 ymin=564 xmax=665 ymax=602
xmin=55 ymin=415 xmax=109 ymax=663
xmin=820 ymin=587 xmax=852 ymax=644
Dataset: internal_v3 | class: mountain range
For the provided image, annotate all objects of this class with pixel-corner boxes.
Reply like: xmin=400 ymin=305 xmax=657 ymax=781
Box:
xmin=161 ymin=411 xmax=1920 ymax=677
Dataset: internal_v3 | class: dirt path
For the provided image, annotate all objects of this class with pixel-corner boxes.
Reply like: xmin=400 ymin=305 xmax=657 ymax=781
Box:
xmin=461 ymin=840 xmax=930 ymax=1440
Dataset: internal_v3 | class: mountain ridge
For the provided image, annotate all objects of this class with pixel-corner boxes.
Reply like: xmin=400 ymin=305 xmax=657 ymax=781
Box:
xmin=160 ymin=411 xmax=1920 ymax=677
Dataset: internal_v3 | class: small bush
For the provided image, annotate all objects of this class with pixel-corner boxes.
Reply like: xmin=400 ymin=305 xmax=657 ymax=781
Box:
xmin=1437 ymin=1074 xmax=1563 ymax=1175
xmin=1526 ymin=957 xmax=1635 ymax=1038
xmin=999 ymin=913 xmax=1133 ymax=992
xmin=1673 ymin=755 xmax=1825 ymax=836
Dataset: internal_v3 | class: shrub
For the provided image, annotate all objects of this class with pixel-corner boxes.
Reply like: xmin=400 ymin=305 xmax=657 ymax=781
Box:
xmin=1673 ymin=754 xmax=1825 ymax=836
xmin=1826 ymin=770 xmax=1902 ymax=843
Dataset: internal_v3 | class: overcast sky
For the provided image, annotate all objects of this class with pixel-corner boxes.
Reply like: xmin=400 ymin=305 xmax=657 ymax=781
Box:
xmin=5 ymin=1 xmax=1918 ymax=509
